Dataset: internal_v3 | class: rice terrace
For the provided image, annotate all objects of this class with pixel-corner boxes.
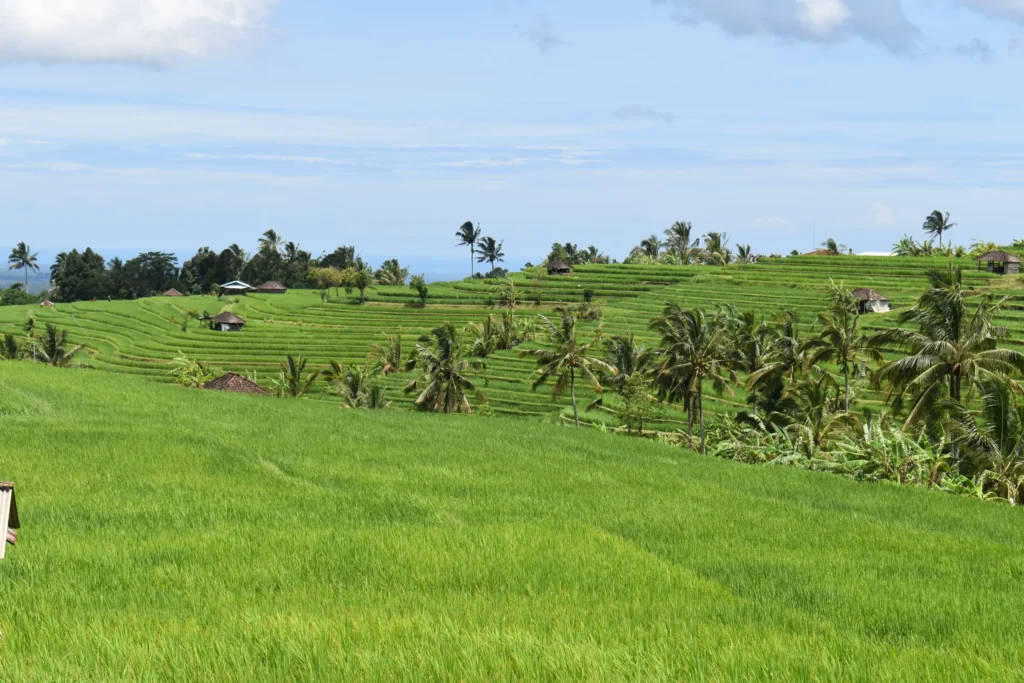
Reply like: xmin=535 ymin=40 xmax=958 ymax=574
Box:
xmin=6 ymin=0 xmax=1024 ymax=679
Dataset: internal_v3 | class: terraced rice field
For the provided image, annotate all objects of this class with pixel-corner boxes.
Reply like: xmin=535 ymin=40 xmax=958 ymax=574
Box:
xmin=0 ymin=256 xmax=1014 ymax=423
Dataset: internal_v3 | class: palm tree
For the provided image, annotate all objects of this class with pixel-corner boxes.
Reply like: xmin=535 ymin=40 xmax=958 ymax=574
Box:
xmin=783 ymin=373 xmax=859 ymax=452
xmin=649 ymin=305 xmax=736 ymax=453
xmin=923 ymin=211 xmax=956 ymax=249
xmin=468 ymin=316 xmax=499 ymax=385
xmin=275 ymin=355 xmax=320 ymax=397
xmin=405 ymin=322 xmax=483 ymax=413
xmin=30 ymin=324 xmax=87 ymax=367
xmin=701 ymin=232 xmax=731 ymax=265
xmin=521 ymin=312 xmax=615 ymax=427
xmin=455 ymin=222 xmax=482 ymax=277
xmin=368 ymin=334 xmax=403 ymax=375
xmin=638 ymin=235 xmax=661 ymax=260
xmin=948 ymin=381 xmax=1024 ymax=504
xmin=871 ymin=265 xmax=1024 ymax=428
xmin=800 ymin=284 xmax=881 ymax=412
xmin=258 ymin=230 xmax=283 ymax=255
xmin=329 ymin=363 xmax=371 ymax=408
xmin=476 ymin=237 xmax=505 ymax=273
xmin=602 ymin=331 xmax=654 ymax=394
xmin=746 ymin=310 xmax=806 ymax=424
xmin=7 ymin=242 xmax=39 ymax=289
xmin=663 ymin=221 xmax=698 ymax=264
xmin=1 ymin=333 xmax=20 ymax=360
xmin=736 ymin=244 xmax=753 ymax=263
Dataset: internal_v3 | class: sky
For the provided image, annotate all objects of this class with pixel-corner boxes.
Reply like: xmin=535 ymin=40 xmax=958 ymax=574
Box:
xmin=2 ymin=0 xmax=1024 ymax=276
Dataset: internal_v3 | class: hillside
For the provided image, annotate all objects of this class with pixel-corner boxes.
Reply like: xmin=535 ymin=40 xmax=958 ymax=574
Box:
xmin=1 ymin=363 xmax=1023 ymax=680
xmin=0 ymin=256 xmax=1012 ymax=425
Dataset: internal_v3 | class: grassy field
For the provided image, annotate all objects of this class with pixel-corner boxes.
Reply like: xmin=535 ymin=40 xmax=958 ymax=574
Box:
xmin=2 ymin=362 xmax=1024 ymax=680
xmin=0 ymin=256 xmax=1014 ymax=426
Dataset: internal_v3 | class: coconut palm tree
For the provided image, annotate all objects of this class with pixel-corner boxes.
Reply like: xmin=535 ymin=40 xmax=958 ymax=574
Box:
xmin=783 ymin=373 xmax=859 ymax=452
xmin=663 ymin=221 xmax=698 ymax=265
xmin=948 ymin=381 xmax=1024 ymax=504
xmin=746 ymin=310 xmax=806 ymax=423
xmin=736 ymin=244 xmax=753 ymax=263
xmin=258 ymin=230 xmax=283 ymax=255
xmin=275 ymin=355 xmax=320 ymax=397
xmin=467 ymin=316 xmax=499 ymax=385
xmin=602 ymin=331 xmax=654 ymax=394
xmin=368 ymin=334 xmax=403 ymax=376
xmin=648 ymin=305 xmax=737 ymax=453
xmin=405 ymin=322 xmax=483 ymax=413
xmin=701 ymin=232 xmax=731 ymax=265
xmin=7 ymin=242 xmax=39 ymax=289
xmin=871 ymin=265 xmax=1024 ymax=429
xmin=455 ymin=222 xmax=482 ymax=277
xmin=923 ymin=211 xmax=956 ymax=249
xmin=476 ymin=237 xmax=505 ymax=273
xmin=638 ymin=235 xmax=661 ymax=260
xmin=521 ymin=312 xmax=615 ymax=427
xmin=30 ymin=324 xmax=88 ymax=367
xmin=800 ymin=283 xmax=882 ymax=412
xmin=1 ymin=333 xmax=20 ymax=360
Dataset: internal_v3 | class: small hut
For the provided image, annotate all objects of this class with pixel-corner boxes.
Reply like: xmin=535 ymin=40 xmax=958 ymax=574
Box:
xmin=210 ymin=311 xmax=247 ymax=332
xmin=546 ymin=260 xmax=572 ymax=276
xmin=219 ymin=280 xmax=255 ymax=296
xmin=203 ymin=373 xmax=269 ymax=395
xmin=0 ymin=481 xmax=19 ymax=559
xmin=257 ymin=281 xmax=287 ymax=294
xmin=40 ymin=300 xmax=54 ymax=307
xmin=163 ymin=288 xmax=184 ymax=297
xmin=851 ymin=288 xmax=890 ymax=314
xmin=974 ymin=251 xmax=1021 ymax=275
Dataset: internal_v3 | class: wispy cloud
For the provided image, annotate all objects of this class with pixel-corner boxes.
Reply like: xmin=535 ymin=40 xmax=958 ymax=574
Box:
xmin=519 ymin=14 xmax=565 ymax=53
xmin=615 ymin=106 xmax=675 ymax=125
xmin=960 ymin=0 xmax=1024 ymax=23
xmin=954 ymin=38 xmax=995 ymax=61
xmin=0 ymin=0 xmax=278 ymax=67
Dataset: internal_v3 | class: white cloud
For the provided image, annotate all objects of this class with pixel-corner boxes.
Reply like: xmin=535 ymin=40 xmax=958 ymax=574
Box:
xmin=960 ymin=0 xmax=1024 ymax=22
xmin=656 ymin=0 xmax=918 ymax=52
xmin=795 ymin=0 xmax=851 ymax=37
xmin=0 ymin=0 xmax=278 ymax=67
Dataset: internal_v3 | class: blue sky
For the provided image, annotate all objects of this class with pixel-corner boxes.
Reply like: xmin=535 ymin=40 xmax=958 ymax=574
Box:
xmin=2 ymin=0 xmax=1024 ymax=274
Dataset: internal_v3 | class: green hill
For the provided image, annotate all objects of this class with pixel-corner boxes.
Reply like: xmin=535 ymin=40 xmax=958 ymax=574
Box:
xmin=1 ymin=362 xmax=1023 ymax=680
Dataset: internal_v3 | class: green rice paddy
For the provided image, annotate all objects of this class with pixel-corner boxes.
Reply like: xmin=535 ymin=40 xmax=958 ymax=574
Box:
xmin=2 ymin=362 xmax=1024 ymax=680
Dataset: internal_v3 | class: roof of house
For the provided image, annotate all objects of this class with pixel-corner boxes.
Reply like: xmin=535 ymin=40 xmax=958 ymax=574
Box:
xmin=220 ymin=280 xmax=254 ymax=290
xmin=257 ymin=281 xmax=287 ymax=291
xmin=40 ymin=300 xmax=54 ymax=307
xmin=974 ymin=250 xmax=1021 ymax=263
xmin=203 ymin=373 xmax=269 ymax=395
xmin=163 ymin=288 xmax=184 ymax=297
xmin=546 ymin=260 xmax=571 ymax=270
xmin=851 ymin=288 xmax=890 ymax=302
xmin=210 ymin=311 xmax=247 ymax=325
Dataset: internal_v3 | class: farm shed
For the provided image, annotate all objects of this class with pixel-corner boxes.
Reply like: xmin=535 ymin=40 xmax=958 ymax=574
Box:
xmin=257 ymin=281 xmax=287 ymax=294
xmin=203 ymin=373 xmax=269 ymax=395
xmin=40 ymin=300 xmax=54 ymax=307
xmin=163 ymin=288 xmax=184 ymax=297
xmin=1 ymin=482 xmax=19 ymax=560
xmin=546 ymin=260 xmax=572 ymax=276
xmin=219 ymin=280 xmax=255 ymax=296
xmin=210 ymin=311 xmax=247 ymax=332
xmin=851 ymin=288 xmax=890 ymax=314
xmin=974 ymin=251 xmax=1021 ymax=275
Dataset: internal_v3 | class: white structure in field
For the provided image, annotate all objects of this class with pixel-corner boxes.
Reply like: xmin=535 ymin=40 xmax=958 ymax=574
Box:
xmin=0 ymin=482 xmax=18 ymax=560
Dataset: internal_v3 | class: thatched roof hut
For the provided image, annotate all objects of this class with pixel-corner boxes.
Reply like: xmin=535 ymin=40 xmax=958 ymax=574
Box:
xmin=851 ymin=288 xmax=890 ymax=314
xmin=203 ymin=373 xmax=269 ymax=395
xmin=210 ymin=311 xmax=246 ymax=332
xmin=39 ymin=300 xmax=54 ymax=307
xmin=219 ymin=280 xmax=255 ymax=295
xmin=546 ymin=260 xmax=571 ymax=275
xmin=257 ymin=281 xmax=287 ymax=293
xmin=163 ymin=288 xmax=184 ymax=297
xmin=974 ymin=251 xmax=1021 ymax=275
